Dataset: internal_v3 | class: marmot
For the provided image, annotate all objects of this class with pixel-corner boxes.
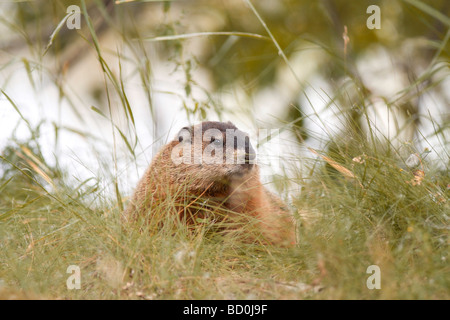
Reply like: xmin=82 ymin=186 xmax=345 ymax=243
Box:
xmin=123 ymin=121 xmax=296 ymax=246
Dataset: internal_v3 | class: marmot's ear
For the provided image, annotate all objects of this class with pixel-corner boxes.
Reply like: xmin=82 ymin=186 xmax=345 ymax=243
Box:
xmin=176 ymin=126 xmax=192 ymax=143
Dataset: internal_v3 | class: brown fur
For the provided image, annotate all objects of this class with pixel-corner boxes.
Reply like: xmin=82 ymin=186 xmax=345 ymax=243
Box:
xmin=123 ymin=121 xmax=296 ymax=246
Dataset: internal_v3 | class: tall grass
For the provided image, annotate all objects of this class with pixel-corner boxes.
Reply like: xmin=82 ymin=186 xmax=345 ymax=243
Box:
xmin=0 ymin=0 xmax=448 ymax=299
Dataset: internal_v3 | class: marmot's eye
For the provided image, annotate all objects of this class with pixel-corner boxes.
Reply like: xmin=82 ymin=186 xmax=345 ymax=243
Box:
xmin=178 ymin=136 xmax=183 ymax=142
xmin=211 ymin=137 xmax=221 ymax=144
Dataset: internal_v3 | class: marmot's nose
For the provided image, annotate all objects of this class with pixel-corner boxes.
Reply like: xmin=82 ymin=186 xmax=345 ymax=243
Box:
xmin=233 ymin=131 xmax=256 ymax=165
xmin=244 ymin=141 xmax=256 ymax=164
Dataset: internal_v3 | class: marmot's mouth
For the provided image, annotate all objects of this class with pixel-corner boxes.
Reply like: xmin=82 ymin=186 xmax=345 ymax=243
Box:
xmin=226 ymin=163 xmax=254 ymax=177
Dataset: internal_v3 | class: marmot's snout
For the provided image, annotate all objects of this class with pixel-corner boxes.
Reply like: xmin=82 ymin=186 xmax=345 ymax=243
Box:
xmin=241 ymin=134 xmax=256 ymax=165
xmin=234 ymin=130 xmax=255 ymax=158
xmin=224 ymin=127 xmax=256 ymax=177
xmin=240 ymin=146 xmax=255 ymax=175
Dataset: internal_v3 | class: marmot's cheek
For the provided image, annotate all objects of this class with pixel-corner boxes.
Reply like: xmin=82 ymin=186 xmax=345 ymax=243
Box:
xmin=233 ymin=149 xmax=246 ymax=165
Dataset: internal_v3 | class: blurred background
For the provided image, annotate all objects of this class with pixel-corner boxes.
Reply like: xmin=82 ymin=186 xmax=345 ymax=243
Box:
xmin=0 ymin=0 xmax=448 ymax=200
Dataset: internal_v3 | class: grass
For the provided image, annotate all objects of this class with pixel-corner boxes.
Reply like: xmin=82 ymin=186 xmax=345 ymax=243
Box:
xmin=0 ymin=0 xmax=449 ymax=299
xmin=0 ymin=122 xmax=448 ymax=300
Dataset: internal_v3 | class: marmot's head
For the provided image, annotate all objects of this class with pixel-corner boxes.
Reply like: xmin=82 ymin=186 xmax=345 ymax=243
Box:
xmin=169 ymin=121 xmax=257 ymax=191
